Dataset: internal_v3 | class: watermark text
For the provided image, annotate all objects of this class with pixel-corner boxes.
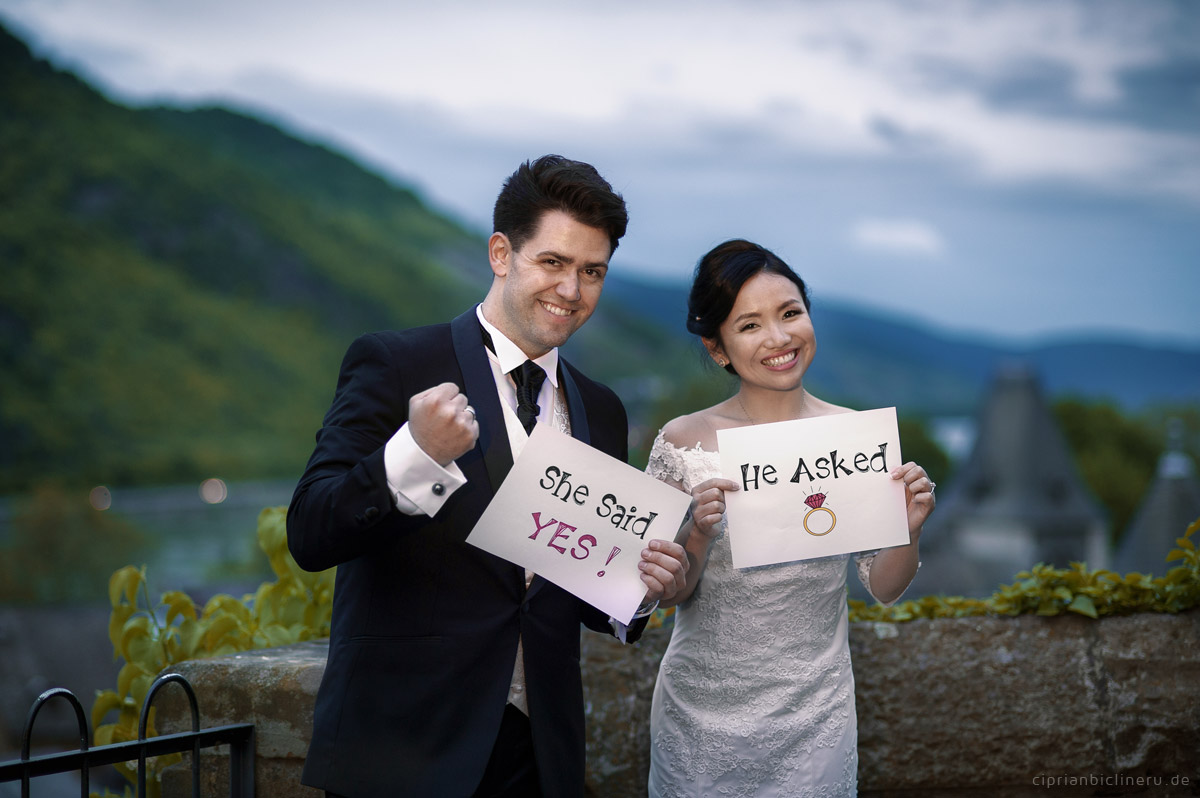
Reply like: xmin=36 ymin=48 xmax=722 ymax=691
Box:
xmin=1033 ymin=773 xmax=1191 ymax=789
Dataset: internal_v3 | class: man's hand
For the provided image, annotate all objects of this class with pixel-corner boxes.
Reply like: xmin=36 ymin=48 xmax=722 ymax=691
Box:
xmin=638 ymin=539 xmax=689 ymax=605
xmin=409 ymin=382 xmax=479 ymax=466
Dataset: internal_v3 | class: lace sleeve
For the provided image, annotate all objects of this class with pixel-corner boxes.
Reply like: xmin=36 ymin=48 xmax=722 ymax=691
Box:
xmin=854 ymin=550 xmax=920 ymax=607
xmin=646 ymin=429 xmax=686 ymax=485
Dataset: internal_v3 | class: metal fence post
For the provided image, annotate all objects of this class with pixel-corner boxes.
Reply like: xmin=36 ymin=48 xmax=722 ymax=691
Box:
xmin=18 ymin=687 xmax=90 ymax=798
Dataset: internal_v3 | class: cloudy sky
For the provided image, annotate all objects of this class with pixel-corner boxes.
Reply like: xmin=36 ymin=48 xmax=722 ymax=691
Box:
xmin=3 ymin=0 xmax=1198 ymax=346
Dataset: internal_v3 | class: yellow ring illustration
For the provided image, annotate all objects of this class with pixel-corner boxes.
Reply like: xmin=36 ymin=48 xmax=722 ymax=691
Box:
xmin=803 ymin=506 xmax=836 ymax=536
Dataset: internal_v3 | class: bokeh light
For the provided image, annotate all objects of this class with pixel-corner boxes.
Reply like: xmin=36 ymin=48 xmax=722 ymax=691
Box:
xmin=89 ymin=485 xmax=112 ymax=511
xmin=199 ymin=477 xmax=228 ymax=504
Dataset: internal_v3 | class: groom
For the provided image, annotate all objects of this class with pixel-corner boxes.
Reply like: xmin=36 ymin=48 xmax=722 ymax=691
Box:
xmin=287 ymin=154 xmax=689 ymax=797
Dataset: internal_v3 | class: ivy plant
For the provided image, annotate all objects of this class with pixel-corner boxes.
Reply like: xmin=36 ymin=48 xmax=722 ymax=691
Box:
xmin=847 ymin=517 xmax=1199 ymax=623
xmin=646 ymin=517 xmax=1200 ymax=628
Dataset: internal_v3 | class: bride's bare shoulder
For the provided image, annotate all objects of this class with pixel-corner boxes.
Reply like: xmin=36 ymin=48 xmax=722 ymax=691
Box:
xmin=807 ymin=394 xmax=857 ymax=417
xmin=660 ymin=408 xmax=724 ymax=452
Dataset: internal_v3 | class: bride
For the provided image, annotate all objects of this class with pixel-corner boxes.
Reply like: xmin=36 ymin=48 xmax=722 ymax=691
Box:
xmin=646 ymin=239 xmax=935 ymax=797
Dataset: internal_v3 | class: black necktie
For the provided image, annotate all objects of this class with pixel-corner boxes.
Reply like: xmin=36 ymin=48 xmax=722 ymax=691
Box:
xmin=512 ymin=360 xmax=546 ymax=435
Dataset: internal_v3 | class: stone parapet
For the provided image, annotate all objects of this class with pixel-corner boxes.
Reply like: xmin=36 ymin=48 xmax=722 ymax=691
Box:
xmin=850 ymin=611 xmax=1200 ymax=794
xmin=155 ymin=611 xmax=1200 ymax=797
xmin=155 ymin=641 xmax=326 ymax=798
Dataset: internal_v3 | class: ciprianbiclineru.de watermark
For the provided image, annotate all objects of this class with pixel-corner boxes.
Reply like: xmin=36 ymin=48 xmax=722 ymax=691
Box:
xmin=1033 ymin=773 xmax=1191 ymax=789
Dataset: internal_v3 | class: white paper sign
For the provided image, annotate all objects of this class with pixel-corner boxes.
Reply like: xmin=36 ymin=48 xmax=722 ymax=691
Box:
xmin=716 ymin=407 xmax=909 ymax=569
xmin=467 ymin=424 xmax=693 ymax=624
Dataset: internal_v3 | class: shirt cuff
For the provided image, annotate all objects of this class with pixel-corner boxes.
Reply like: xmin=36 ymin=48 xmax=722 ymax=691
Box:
xmin=384 ymin=423 xmax=467 ymax=517
xmin=632 ymin=598 xmax=660 ymax=618
xmin=610 ymin=599 xmax=660 ymax=643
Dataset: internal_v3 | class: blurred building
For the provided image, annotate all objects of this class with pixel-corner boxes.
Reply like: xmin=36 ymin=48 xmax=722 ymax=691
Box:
xmin=1113 ymin=419 xmax=1200 ymax=577
xmin=905 ymin=364 xmax=1108 ymax=597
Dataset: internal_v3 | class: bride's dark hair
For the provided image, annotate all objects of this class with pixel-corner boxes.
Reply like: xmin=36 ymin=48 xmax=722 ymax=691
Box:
xmin=686 ymin=239 xmax=810 ymax=373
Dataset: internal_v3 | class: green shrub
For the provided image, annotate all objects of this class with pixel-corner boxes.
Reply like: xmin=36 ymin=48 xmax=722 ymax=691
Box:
xmin=91 ymin=506 xmax=333 ymax=797
xmin=647 ymin=516 xmax=1200 ymax=629
xmin=848 ymin=516 xmax=1199 ymax=622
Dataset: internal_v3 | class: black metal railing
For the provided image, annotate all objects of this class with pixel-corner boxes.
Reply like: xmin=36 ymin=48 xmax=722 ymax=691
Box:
xmin=0 ymin=672 xmax=255 ymax=797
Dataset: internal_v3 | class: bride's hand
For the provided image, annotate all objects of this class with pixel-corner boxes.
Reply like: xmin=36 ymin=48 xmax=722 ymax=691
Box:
xmin=689 ymin=478 xmax=740 ymax=540
xmin=891 ymin=461 xmax=936 ymax=537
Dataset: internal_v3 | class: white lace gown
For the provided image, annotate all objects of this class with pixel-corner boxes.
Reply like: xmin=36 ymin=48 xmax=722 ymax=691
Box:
xmin=646 ymin=431 xmax=883 ymax=798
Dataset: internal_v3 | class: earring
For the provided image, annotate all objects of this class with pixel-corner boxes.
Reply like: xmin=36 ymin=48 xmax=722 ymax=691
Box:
xmin=716 ymin=358 xmax=726 ymax=367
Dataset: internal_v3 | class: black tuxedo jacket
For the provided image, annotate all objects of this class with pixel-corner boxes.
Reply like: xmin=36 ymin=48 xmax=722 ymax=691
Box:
xmin=287 ymin=309 xmax=644 ymax=797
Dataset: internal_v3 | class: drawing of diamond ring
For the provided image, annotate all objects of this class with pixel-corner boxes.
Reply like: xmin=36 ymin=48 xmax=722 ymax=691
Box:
xmin=803 ymin=493 xmax=836 ymax=536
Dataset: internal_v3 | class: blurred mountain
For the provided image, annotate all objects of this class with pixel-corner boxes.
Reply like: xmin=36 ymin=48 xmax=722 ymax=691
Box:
xmin=601 ymin=274 xmax=1200 ymax=415
xmin=1 ymin=23 xmax=1195 ymax=493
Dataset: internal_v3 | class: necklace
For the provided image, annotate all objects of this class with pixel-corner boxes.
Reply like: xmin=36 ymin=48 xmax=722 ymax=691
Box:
xmin=736 ymin=389 xmax=808 ymax=426
xmin=736 ymin=394 xmax=756 ymax=425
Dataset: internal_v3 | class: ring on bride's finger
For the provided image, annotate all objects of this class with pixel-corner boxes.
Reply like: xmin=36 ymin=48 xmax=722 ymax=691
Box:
xmin=929 ymin=481 xmax=936 ymax=493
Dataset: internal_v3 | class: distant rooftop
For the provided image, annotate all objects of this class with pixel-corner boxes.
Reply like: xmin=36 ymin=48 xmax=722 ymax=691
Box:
xmin=926 ymin=363 xmax=1105 ymax=537
xmin=907 ymin=364 xmax=1107 ymax=597
xmin=1114 ymin=419 xmax=1200 ymax=577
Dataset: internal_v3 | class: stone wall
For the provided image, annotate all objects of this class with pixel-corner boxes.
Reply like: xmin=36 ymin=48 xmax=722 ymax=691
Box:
xmin=155 ymin=610 xmax=1200 ymax=797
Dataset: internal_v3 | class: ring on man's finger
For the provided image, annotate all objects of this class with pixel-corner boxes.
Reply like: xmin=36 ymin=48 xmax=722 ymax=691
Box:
xmin=464 ymin=405 xmax=476 ymax=420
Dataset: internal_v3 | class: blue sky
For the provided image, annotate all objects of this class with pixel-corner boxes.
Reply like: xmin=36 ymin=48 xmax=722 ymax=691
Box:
xmin=2 ymin=0 xmax=1198 ymax=346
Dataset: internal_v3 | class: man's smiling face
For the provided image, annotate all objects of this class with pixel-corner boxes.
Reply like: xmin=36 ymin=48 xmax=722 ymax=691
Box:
xmin=485 ymin=208 xmax=611 ymax=358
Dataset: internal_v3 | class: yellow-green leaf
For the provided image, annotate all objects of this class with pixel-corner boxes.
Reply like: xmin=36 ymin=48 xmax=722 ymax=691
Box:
xmin=202 ymin=613 xmax=242 ymax=649
xmin=116 ymin=664 xmax=135 ymax=702
xmin=118 ymin=616 xmax=153 ymax=658
xmin=129 ymin=673 xmax=154 ymax=710
xmin=1067 ymin=594 xmax=1098 ymax=618
xmin=108 ymin=565 xmax=144 ymax=608
xmin=91 ymin=690 xmax=124 ymax=732
xmin=108 ymin=603 xmax=136 ymax=655
xmin=94 ymin=722 xmax=116 ymax=748
xmin=176 ymin=617 xmax=205 ymax=659
xmin=162 ymin=590 xmax=197 ymax=625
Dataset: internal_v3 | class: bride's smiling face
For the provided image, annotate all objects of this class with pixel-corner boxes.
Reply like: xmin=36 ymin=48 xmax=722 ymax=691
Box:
xmin=706 ymin=270 xmax=816 ymax=389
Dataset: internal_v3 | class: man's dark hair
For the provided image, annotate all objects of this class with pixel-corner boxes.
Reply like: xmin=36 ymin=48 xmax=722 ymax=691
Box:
xmin=493 ymin=155 xmax=629 ymax=256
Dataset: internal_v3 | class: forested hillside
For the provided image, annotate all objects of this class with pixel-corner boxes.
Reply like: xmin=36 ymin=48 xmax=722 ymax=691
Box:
xmin=0 ymin=24 xmax=694 ymax=490
xmin=0 ymin=25 xmax=484 ymax=489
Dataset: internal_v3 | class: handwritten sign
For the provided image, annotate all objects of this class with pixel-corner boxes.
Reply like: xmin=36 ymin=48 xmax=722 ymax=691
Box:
xmin=716 ymin=407 xmax=909 ymax=569
xmin=467 ymin=424 xmax=692 ymax=624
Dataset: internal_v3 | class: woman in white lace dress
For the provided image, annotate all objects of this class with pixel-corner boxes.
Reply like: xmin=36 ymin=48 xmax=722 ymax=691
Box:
xmin=646 ymin=240 xmax=936 ymax=798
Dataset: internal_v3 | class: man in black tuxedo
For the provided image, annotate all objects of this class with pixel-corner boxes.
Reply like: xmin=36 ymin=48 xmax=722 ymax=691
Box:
xmin=288 ymin=155 xmax=689 ymax=797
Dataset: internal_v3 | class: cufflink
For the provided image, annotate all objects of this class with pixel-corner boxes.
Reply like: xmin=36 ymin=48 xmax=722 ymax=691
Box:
xmin=364 ymin=506 xmax=380 ymax=521
xmin=432 ymin=482 xmax=446 ymax=496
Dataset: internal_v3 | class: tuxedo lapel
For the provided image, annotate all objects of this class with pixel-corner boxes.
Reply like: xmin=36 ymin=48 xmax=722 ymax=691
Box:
xmin=450 ymin=310 xmax=513 ymax=495
xmin=558 ymin=359 xmax=591 ymax=447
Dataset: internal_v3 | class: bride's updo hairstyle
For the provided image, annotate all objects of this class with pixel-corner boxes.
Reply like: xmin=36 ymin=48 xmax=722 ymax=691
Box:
xmin=686 ymin=239 xmax=811 ymax=374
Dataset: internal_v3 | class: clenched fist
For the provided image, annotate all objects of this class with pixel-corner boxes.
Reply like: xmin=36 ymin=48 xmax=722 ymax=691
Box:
xmin=409 ymin=382 xmax=479 ymax=466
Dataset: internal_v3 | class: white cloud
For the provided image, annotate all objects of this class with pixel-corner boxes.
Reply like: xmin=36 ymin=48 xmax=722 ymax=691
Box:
xmin=2 ymin=0 xmax=1197 ymax=343
xmin=3 ymin=0 xmax=1188 ymax=204
xmin=851 ymin=219 xmax=947 ymax=258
